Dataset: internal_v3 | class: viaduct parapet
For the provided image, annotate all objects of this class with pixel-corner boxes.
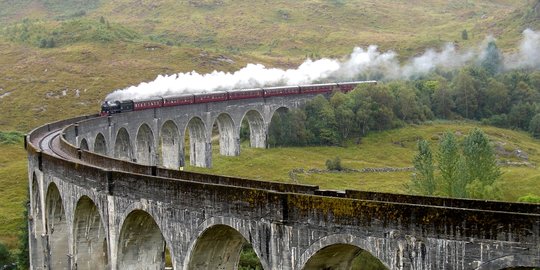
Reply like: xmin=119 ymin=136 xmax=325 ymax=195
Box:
xmin=26 ymin=92 xmax=540 ymax=270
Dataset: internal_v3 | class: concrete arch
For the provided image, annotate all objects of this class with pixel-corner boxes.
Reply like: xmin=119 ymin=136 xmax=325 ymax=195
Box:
xmin=212 ymin=113 xmax=239 ymax=156
xmin=79 ymin=138 xmax=89 ymax=151
xmin=114 ymin=127 xmax=133 ymax=161
xmin=135 ymin=123 xmax=155 ymax=165
xmin=185 ymin=116 xmax=210 ymax=167
xmin=297 ymin=234 xmax=389 ymax=270
xmin=117 ymin=209 xmax=168 ymax=270
xmin=160 ymin=120 xmax=182 ymax=169
xmin=270 ymin=106 xmax=290 ymax=118
xmin=185 ymin=222 xmax=266 ymax=270
xmin=267 ymin=106 xmax=292 ymax=148
xmin=73 ymin=196 xmax=107 ymax=270
xmin=240 ymin=110 xmax=266 ymax=148
xmin=94 ymin=133 xmax=107 ymax=155
xmin=45 ymin=182 xmax=69 ymax=269
xmin=31 ymin=173 xmax=45 ymax=269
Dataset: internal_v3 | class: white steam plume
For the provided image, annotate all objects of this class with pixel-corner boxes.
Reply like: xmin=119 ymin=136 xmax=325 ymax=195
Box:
xmin=504 ymin=29 xmax=540 ymax=70
xmin=106 ymin=29 xmax=540 ymax=101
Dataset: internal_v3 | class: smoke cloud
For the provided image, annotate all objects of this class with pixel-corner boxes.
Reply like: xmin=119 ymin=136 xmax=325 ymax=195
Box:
xmin=504 ymin=29 xmax=540 ymax=70
xmin=106 ymin=29 xmax=540 ymax=101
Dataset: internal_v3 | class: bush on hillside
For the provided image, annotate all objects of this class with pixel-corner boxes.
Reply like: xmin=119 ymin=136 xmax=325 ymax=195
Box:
xmin=0 ymin=131 xmax=23 ymax=145
xmin=326 ymin=156 xmax=344 ymax=171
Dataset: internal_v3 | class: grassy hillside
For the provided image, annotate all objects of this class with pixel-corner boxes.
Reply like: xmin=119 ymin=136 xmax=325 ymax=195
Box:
xmin=0 ymin=1 xmax=539 ymax=130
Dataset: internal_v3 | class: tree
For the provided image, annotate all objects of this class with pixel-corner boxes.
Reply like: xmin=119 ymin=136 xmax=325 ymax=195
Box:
xmin=304 ymin=95 xmax=339 ymax=145
xmin=483 ymin=79 xmax=509 ymax=115
xmin=461 ymin=29 xmax=468 ymax=40
xmin=432 ymin=87 xmax=455 ymax=119
xmin=437 ymin=132 xmax=467 ymax=197
xmin=462 ymin=128 xmax=501 ymax=199
xmin=391 ymin=82 xmax=424 ymax=123
xmin=452 ymin=69 xmax=478 ymax=119
xmin=529 ymin=113 xmax=540 ymax=138
xmin=330 ymin=92 xmax=355 ymax=141
xmin=409 ymin=139 xmax=436 ymax=195
xmin=480 ymin=41 xmax=502 ymax=75
xmin=508 ymin=102 xmax=536 ymax=130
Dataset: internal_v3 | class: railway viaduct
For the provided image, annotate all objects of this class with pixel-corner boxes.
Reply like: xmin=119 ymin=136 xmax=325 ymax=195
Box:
xmin=26 ymin=92 xmax=540 ymax=270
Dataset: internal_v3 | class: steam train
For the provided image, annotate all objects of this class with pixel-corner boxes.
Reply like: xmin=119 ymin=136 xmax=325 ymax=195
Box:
xmin=100 ymin=81 xmax=377 ymax=116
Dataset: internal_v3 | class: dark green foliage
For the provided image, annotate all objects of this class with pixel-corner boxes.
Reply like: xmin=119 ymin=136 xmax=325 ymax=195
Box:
xmin=240 ymin=118 xmax=250 ymax=142
xmin=461 ymin=29 xmax=468 ymax=40
xmin=0 ymin=241 xmax=13 ymax=268
xmin=326 ymin=156 xmax=343 ymax=171
xmin=508 ymin=102 xmax=536 ymax=130
xmin=452 ymin=69 xmax=478 ymax=119
xmin=267 ymin=63 xmax=539 ymax=148
xmin=0 ymin=131 xmax=23 ymax=145
xmin=238 ymin=244 xmax=263 ymax=270
xmin=17 ymin=199 xmax=29 ymax=270
xmin=529 ymin=114 xmax=540 ymax=138
xmin=482 ymin=114 xmax=509 ymax=128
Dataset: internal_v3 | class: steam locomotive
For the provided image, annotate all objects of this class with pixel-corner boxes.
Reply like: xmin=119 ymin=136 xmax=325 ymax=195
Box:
xmin=100 ymin=81 xmax=377 ymax=116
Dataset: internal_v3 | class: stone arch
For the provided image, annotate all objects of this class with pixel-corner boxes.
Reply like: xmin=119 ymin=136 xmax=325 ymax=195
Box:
xmin=240 ymin=110 xmax=266 ymax=148
xmin=212 ymin=113 xmax=239 ymax=156
xmin=45 ymin=182 xmax=69 ymax=269
xmin=73 ymin=196 xmax=107 ymax=270
xmin=298 ymin=234 xmax=389 ymax=270
xmin=185 ymin=223 xmax=264 ymax=270
xmin=135 ymin=123 xmax=155 ymax=165
xmin=117 ymin=210 xmax=168 ymax=270
xmin=184 ymin=117 xmax=209 ymax=167
xmin=160 ymin=120 xmax=182 ymax=169
xmin=267 ymin=106 xmax=291 ymax=148
xmin=114 ymin=127 xmax=133 ymax=161
xmin=79 ymin=138 xmax=89 ymax=151
xmin=31 ymin=173 xmax=45 ymax=269
xmin=94 ymin=133 xmax=107 ymax=155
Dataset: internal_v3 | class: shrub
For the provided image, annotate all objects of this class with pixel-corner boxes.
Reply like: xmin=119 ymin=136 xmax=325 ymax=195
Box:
xmin=0 ymin=131 xmax=23 ymax=145
xmin=326 ymin=156 xmax=343 ymax=171
xmin=0 ymin=242 xmax=13 ymax=267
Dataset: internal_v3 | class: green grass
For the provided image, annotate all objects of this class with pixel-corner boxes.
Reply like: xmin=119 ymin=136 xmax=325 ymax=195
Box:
xmin=0 ymin=144 xmax=27 ymax=250
xmin=188 ymin=121 xmax=540 ymax=202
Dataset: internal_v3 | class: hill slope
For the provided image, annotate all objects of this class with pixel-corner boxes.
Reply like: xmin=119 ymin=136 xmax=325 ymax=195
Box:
xmin=0 ymin=0 xmax=538 ymax=130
